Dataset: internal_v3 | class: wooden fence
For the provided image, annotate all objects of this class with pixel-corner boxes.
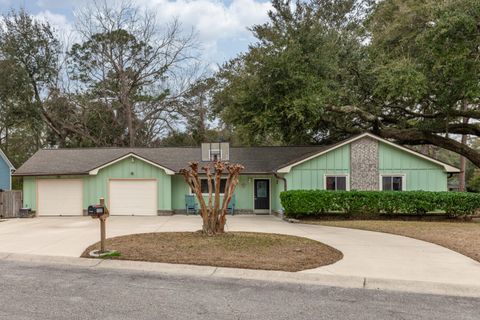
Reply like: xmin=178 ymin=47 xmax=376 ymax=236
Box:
xmin=0 ymin=191 xmax=22 ymax=218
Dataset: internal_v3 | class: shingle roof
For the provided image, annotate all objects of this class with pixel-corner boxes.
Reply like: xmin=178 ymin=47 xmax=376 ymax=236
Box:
xmin=13 ymin=145 xmax=328 ymax=176
xmin=14 ymin=132 xmax=460 ymax=176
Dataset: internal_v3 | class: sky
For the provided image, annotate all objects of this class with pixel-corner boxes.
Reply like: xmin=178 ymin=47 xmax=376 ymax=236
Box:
xmin=0 ymin=0 xmax=273 ymax=68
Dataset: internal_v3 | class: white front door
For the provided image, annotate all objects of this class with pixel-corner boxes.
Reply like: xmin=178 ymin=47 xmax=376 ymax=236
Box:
xmin=109 ymin=179 xmax=157 ymax=216
xmin=37 ymin=179 xmax=83 ymax=216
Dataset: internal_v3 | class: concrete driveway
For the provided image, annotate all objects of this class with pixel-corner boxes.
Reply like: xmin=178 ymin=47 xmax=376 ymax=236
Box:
xmin=0 ymin=215 xmax=479 ymax=286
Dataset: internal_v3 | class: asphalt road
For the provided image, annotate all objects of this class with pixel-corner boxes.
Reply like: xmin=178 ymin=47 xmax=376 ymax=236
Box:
xmin=0 ymin=260 xmax=478 ymax=320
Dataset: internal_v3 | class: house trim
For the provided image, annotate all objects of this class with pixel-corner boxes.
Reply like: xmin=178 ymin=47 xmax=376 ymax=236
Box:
xmin=88 ymin=153 xmax=176 ymax=176
xmin=276 ymin=133 xmax=460 ymax=173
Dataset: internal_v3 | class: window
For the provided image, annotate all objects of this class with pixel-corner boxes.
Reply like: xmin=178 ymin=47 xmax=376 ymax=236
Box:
xmin=209 ymin=149 xmax=221 ymax=161
xmin=195 ymin=178 xmax=228 ymax=194
xmin=382 ymin=175 xmax=404 ymax=191
xmin=325 ymin=176 xmax=347 ymax=191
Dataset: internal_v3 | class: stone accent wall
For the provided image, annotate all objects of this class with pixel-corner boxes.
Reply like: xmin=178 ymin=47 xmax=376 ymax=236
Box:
xmin=350 ymin=137 xmax=379 ymax=190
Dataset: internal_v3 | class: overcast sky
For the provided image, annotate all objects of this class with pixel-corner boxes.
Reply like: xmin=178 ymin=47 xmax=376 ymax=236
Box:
xmin=1 ymin=0 xmax=273 ymax=67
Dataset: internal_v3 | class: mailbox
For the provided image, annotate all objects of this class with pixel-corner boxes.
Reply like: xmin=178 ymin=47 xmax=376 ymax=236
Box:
xmin=88 ymin=205 xmax=105 ymax=217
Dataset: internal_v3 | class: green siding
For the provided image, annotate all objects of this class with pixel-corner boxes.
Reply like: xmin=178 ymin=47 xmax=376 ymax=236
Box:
xmin=22 ymin=177 xmax=36 ymax=210
xmin=379 ymin=142 xmax=447 ymax=191
xmin=82 ymin=157 xmax=171 ymax=210
xmin=285 ymin=144 xmax=350 ymax=190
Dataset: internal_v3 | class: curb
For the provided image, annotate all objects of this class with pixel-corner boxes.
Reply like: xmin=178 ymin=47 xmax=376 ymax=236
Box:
xmin=1 ymin=252 xmax=479 ymax=298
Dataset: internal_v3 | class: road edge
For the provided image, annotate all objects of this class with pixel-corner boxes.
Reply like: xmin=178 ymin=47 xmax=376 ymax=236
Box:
xmin=1 ymin=252 xmax=479 ymax=298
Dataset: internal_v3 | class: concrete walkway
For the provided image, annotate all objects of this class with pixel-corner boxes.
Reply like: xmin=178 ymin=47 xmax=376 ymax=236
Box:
xmin=0 ymin=215 xmax=479 ymax=286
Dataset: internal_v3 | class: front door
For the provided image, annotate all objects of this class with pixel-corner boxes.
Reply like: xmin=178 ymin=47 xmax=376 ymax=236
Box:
xmin=254 ymin=179 xmax=270 ymax=213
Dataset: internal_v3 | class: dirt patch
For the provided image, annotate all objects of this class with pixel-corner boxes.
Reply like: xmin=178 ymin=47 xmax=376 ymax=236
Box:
xmin=306 ymin=220 xmax=480 ymax=262
xmin=81 ymin=231 xmax=343 ymax=272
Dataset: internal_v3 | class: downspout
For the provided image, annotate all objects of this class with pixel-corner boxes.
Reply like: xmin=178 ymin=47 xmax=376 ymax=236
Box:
xmin=273 ymin=172 xmax=287 ymax=191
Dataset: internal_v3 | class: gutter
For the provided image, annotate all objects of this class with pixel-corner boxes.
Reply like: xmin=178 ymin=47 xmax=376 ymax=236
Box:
xmin=273 ymin=172 xmax=287 ymax=192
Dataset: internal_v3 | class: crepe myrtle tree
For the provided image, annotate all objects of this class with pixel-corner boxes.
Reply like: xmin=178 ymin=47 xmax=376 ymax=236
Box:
xmin=180 ymin=161 xmax=244 ymax=235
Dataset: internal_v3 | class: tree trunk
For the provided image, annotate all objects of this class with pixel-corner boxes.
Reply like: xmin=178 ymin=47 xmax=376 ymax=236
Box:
xmin=459 ymin=102 xmax=469 ymax=192
xmin=127 ymin=106 xmax=134 ymax=147
xmin=180 ymin=161 xmax=244 ymax=236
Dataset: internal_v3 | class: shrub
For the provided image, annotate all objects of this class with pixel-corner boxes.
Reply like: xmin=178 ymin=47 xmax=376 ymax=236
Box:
xmin=280 ymin=190 xmax=480 ymax=219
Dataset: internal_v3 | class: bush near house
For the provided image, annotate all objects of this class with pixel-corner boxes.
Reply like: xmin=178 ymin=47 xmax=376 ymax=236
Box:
xmin=280 ymin=190 xmax=480 ymax=218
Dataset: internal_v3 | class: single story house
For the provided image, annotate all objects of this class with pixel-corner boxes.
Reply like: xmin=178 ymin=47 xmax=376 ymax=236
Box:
xmin=0 ymin=148 xmax=15 ymax=190
xmin=13 ymin=133 xmax=459 ymax=216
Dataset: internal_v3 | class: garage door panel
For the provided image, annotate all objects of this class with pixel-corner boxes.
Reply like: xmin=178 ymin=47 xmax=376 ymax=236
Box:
xmin=109 ymin=180 xmax=157 ymax=216
xmin=37 ymin=179 xmax=83 ymax=216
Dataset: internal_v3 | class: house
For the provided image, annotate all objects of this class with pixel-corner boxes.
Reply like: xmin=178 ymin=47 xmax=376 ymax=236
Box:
xmin=13 ymin=133 xmax=459 ymax=216
xmin=0 ymin=148 xmax=15 ymax=190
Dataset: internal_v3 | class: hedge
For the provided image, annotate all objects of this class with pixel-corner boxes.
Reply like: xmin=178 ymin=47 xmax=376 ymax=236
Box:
xmin=280 ymin=190 xmax=480 ymax=218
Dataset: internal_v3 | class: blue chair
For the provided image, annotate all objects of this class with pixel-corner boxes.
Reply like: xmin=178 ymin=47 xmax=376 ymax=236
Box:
xmin=227 ymin=194 xmax=236 ymax=215
xmin=185 ymin=195 xmax=197 ymax=215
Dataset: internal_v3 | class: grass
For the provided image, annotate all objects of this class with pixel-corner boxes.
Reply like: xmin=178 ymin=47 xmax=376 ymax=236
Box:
xmin=305 ymin=220 xmax=480 ymax=262
xmin=99 ymin=251 xmax=121 ymax=259
xmin=81 ymin=231 xmax=343 ymax=272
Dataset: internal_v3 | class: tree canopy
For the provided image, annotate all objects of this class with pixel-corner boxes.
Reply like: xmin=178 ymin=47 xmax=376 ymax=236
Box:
xmin=0 ymin=0 xmax=479 ymax=184
xmin=213 ymin=0 xmax=480 ymax=168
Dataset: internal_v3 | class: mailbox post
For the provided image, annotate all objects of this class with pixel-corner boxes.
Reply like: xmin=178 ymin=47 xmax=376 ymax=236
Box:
xmin=88 ymin=197 xmax=110 ymax=255
xmin=99 ymin=198 xmax=108 ymax=253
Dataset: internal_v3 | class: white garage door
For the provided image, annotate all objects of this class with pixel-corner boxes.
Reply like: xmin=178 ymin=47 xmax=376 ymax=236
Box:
xmin=37 ymin=179 xmax=83 ymax=216
xmin=109 ymin=179 xmax=157 ymax=216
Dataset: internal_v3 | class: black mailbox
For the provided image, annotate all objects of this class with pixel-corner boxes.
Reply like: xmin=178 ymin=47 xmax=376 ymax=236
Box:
xmin=88 ymin=205 xmax=105 ymax=217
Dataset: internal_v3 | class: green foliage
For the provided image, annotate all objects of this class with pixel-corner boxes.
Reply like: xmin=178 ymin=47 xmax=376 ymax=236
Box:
xmin=212 ymin=0 xmax=480 ymax=168
xmin=468 ymin=170 xmax=480 ymax=192
xmin=213 ymin=0 xmax=369 ymax=145
xmin=280 ymin=190 xmax=480 ymax=218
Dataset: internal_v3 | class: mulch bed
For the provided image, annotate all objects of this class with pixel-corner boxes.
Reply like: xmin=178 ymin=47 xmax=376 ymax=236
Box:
xmin=307 ymin=220 xmax=480 ymax=262
xmin=81 ymin=231 xmax=343 ymax=272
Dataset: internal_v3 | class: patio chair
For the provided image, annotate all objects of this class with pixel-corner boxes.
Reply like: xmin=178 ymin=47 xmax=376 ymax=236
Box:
xmin=227 ymin=194 xmax=236 ymax=215
xmin=185 ymin=194 xmax=198 ymax=215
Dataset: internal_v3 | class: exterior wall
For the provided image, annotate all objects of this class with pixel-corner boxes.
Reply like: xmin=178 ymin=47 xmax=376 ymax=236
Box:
xmin=22 ymin=156 xmax=172 ymax=212
xmin=350 ymin=137 xmax=379 ymax=190
xmin=23 ymin=177 xmax=36 ymax=209
xmin=21 ymin=138 xmax=450 ymax=214
xmin=379 ymin=142 xmax=448 ymax=191
xmin=0 ymin=156 xmax=11 ymax=190
xmin=171 ymin=174 xmax=281 ymax=212
xmin=284 ymin=141 xmax=447 ymax=193
xmin=285 ymin=144 xmax=350 ymax=190
xmin=83 ymin=157 xmax=171 ymax=211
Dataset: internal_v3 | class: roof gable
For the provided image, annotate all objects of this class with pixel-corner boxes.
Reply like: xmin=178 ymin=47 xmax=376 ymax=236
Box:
xmin=89 ymin=153 xmax=176 ymax=175
xmin=0 ymin=148 xmax=15 ymax=170
xmin=276 ymin=133 xmax=460 ymax=173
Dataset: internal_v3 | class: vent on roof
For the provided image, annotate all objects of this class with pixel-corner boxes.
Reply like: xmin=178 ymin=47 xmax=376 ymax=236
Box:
xmin=201 ymin=142 xmax=229 ymax=161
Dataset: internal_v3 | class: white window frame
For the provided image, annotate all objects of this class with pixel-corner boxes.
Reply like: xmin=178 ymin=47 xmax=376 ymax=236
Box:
xmin=209 ymin=148 xmax=222 ymax=161
xmin=323 ymin=174 xmax=350 ymax=191
xmin=191 ymin=178 xmax=228 ymax=196
xmin=379 ymin=174 xmax=406 ymax=191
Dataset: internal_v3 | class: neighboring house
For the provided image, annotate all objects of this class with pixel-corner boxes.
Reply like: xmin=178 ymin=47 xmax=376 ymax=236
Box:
xmin=0 ymin=148 xmax=15 ymax=191
xmin=13 ymin=133 xmax=459 ymax=216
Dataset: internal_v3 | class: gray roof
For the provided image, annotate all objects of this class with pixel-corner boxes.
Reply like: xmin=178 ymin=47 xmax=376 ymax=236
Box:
xmin=14 ymin=146 xmax=327 ymax=176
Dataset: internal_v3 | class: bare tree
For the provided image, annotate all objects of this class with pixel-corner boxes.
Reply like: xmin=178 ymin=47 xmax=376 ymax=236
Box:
xmin=180 ymin=161 xmax=244 ymax=235
xmin=70 ymin=0 xmax=198 ymax=147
